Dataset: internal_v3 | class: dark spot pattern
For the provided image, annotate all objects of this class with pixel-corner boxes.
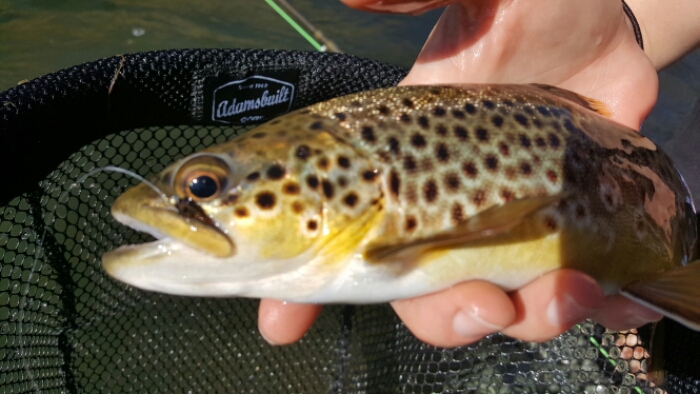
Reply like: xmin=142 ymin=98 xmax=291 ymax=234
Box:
xmin=462 ymin=162 xmax=478 ymax=178
xmin=499 ymin=142 xmax=510 ymax=156
xmin=433 ymin=107 xmax=446 ymax=116
xmin=335 ymin=112 xmax=347 ymax=121
xmin=295 ymin=145 xmax=311 ymax=160
xmin=306 ymin=175 xmax=319 ymax=189
xmin=402 ymin=98 xmax=414 ymax=108
xmin=378 ymin=105 xmax=390 ymax=115
xmin=444 ymin=173 xmax=460 ymax=191
xmin=464 ymin=103 xmax=477 ymax=114
xmin=435 ymin=144 xmax=450 ymax=162
xmin=350 ymin=100 xmax=362 ymax=107
xmin=492 ymin=115 xmax=504 ymax=127
xmin=256 ymin=192 xmax=276 ymax=210
xmin=452 ymin=110 xmax=465 ymax=119
xmin=362 ymin=170 xmax=378 ymax=182
xmin=519 ymin=134 xmax=532 ymax=148
xmin=411 ymin=133 xmax=427 ymax=148
xmin=544 ymin=216 xmax=558 ymax=231
xmin=343 ymin=193 xmax=359 ymax=207
xmin=535 ymin=137 xmax=546 ymax=147
xmin=481 ymin=100 xmax=495 ymax=109
xmin=485 ymin=155 xmax=499 ymax=171
xmin=514 ymin=114 xmax=529 ymax=127
xmin=307 ymin=220 xmax=318 ymax=231
xmin=501 ymin=189 xmax=514 ymax=202
xmin=476 ymin=128 xmax=489 ymax=142
xmin=520 ymin=162 xmax=532 ymax=175
xmin=252 ymin=132 xmax=266 ymax=139
xmin=292 ymin=201 xmax=304 ymax=214
xmin=405 ymin=216 xmax=417 ymax=231
xmin=473 ymin=190 xmax=486 ymax=206
xmin=423 ymin=180 xmax=438 ymax=203
xmin=576 ymin=205 xmax=586 ymax=219
xmin=454 ymin=126 xmax=468 ymax=141
xmin=546 ymin=170 xmax=558 ymax=183
xmin=337 ymin=156 xmax=351 ymax=169
xmin=437 ymin=124 xmax=448 ymax=136
xmin=322 ymin=180 xmax=334 ymax=199
xmin=403 ymin=155 xmax=417 ymax=171
xmin=536 ymin=106 xmax=551 ymax=116
xmin=267 ymin=164 xmax=286 ymax=180
xmin=246 ymin=172 xmax=260 ymax=181
xmin=361 ymin=126 xmax=376 ymax=142
xmin=388 ymin=137 xmax=401 ymax=155
xmin=418 ymin=116 xmax=430 ymax=129
xmin=234 ymin=207 xmax=249 ymax=218
xmin=563 ymin=119 xmax=576 ymax=133
xmin=282 ymin=182 xmax=300 ymax=195
xmin=390 ymin=170 xmax=400 ymax=197
xmin=548 ymin=133 xmax=561 ymax=148
xmin=317 ymin=157 xmax=330 ymax=170
xmin=400 ymin=113 xmax=411 ymax=124
xmin=338 ymin=177 xmax=348 ymax=188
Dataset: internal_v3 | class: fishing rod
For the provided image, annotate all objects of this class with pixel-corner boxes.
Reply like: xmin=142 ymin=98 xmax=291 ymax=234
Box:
xmin=264 ymin=0 xmax=342 ymax=53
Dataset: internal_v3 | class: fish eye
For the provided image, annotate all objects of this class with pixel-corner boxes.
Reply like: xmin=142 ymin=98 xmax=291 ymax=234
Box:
xmin=175 ymin=155 xmax=230 ymax=202
xmin=188 ymin=174 xmax=219 ymax=199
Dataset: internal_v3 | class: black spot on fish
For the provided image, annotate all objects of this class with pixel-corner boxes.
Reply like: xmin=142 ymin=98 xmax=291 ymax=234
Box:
xmin=322 ymin=180 xmax=334 ymax=199
xmin=472 ymin=190 xmax=486 ymax=207
xmin=514 ymin=114 xmax=529 ymax=127
xmin=546 ymin=170 xmax=558 ymax=183
xmin=501 ymin=188 xmax=514 ymax=202
xmin=436 ymin=143 xmax=450 ymax=162
xmin=310 ymin=121 xmax=324 ymax=130
xmin=402 ymin=98 xmax=414 ymax=108
xmin=267 ymin=164 xmax=286 ymax=180
xmin=524 ymin=106 xmax=535 ymax=116
xmin=222 ymin=194 xmax=239 ymax=205
xmin=338 ymin=177 xmax=348 ymax=188
xmin=337 ymin=156 xmax=351 ymax=169
xmin=519 ymin=134 xmax=532 ymax=148
xmin=463 ymin=161 xmax=478 ymax=178
xmin=520 ymin=162 xmax=532 ymax=175
xmin=535 ymin=137 xmax=546 ymax=148
xmin=295 ymin=145 xmax=311 ymax=160
xmin=234 ymin=207 xmax=249 ymax=218
xmin=343 ymin=192 xmax=359 ymax=208
xmin=256 ymin=192 xmax=276 ymax=209
xmin=350 ymin=100 xmax=362 ymax=107
xmin=444 ymin=173 xmax=460 ymax=191
xmin=533 ymin=118 xmax=543 ymax=129
xmin=378 ymin=105 xmax=391 ymax=115
xmin=307 ymin=220 xmax=318 ymax=231
xmin=252 ymin=132 xmax=267 ymax=139
xmin=361 ymin=126 xmax=376 ymax=142
xmin=424 ymin=179 xmax=438 ymax=203
xmin=362 ymin=170 xmax=378 ymax=182
xmin=548 ymin=133 xmax=561 ymax=148
xmin=452 ymin=109 xmax=465 ymax=119
xmin=405 ymin=216 xmax=417 ymax=231
xmin=536 ymin=106 xmax=551 ymax=116
xmin=464 ymin=103 xmax=477 ymax=114
xmin=544 ymin=216 xmax=558 ymax=231
xmin=418 ymin=116 xmax=430 ymax=129
xmin=476 ymin=128 xmax=489 ymax=142
xmin=563 ymin=118 xmax=576 ymax=133
xmin=306 ymin=175 xmax=319 ymax=189
xmin=503 ymin=100 xmax=514 ymax=107
xmin=390 ymin=170 xmax=400 ymax=197
xmin=292 ymin=201 xmax=304 ymax=214
xmin=400 ymin=113 xmax=412 ymax=124
xmin=403 ymin=155 xmax=417 ymax=171
xmin=317 ymin=157 xmax=330 ymax=170
xmin=335 ymin=112 xmax=347 ymax=121
xmin=454 ymin=126 xmax=469 ymax=141
xmin=576 ymin=205 xmax=587 ymax=219
xmin=283 ymin=182 xmax=300 ymax=195
xmin=481 ymin=100 xmax=495 ymax=109
xmin=499 ymin=142 xmax=510 ymax=156
xmin=492 ymin=115 xmax=504 ymax=127
xmin=485 ymin=155 xmax=499 ymax=171
xmin=433 ymin=107 xmax=446 ymax=116
xmin=436 ymin=124 xmax=448 ymax=136
xmin=246 ymin=172 xmax=260 ymax=181
xmin=388 ymin=137 xmax=401 ymax=155
xmin=411 ymin=133 xmax=427 ymax=148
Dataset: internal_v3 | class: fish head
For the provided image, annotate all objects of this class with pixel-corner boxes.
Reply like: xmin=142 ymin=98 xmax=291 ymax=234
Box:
xmin=103 ymin=115 xmax=384 ymax=296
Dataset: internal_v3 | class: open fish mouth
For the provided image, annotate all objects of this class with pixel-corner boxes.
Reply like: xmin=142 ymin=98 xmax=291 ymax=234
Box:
xmin=108 ymin=182 xmax=235 ymax=258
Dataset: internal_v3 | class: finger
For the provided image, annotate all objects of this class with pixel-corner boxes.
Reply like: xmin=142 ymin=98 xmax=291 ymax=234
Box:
xmin=391 ymin=281 xmax=516 ymax=348
xmin=258 ymin=299 xmax=322 ymax=345
xmin=592 ymin=294 xmax=663 ymax=331
xmin=341 ymin=0 xmax=455 ymax=14
xmin=502 ymin=269 xmax=605 ymax=342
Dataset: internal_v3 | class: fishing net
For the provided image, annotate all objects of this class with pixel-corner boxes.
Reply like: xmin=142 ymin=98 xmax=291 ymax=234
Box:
xmin=1 ymin=48 xmax=698 ymax=393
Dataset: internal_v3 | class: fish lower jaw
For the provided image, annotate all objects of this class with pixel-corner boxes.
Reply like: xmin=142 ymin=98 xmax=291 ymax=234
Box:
xmin=112 ymin=211 xmax=170 ymax=241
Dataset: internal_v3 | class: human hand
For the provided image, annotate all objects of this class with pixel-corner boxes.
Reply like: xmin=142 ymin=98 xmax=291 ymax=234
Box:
xmin=258 ymin=0 xmax=681 ymax=347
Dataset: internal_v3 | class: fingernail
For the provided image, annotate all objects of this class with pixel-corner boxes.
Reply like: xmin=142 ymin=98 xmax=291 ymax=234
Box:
xmin=453 ymin=307 xmax=504 ymax=338
xmin=547 ymin=294 xmax=598 ymax=327
xmin=620 ymin=306 xmax=663 ymax=329
xmin=259 ymin=329 xmax=278 ymax=346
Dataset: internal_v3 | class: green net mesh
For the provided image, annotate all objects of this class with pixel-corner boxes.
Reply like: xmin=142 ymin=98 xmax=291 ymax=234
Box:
xmin=0 ymin=49 xmax=697 ymax=393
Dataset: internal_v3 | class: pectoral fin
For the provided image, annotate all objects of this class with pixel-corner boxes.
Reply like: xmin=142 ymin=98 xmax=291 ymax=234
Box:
xmin=364 ymin=195 xmax=564 ymax=262
xmin=621 ymin=261 xmax=700 ymax=331
xmin=531 ymin=84 xmax=612 ymax=118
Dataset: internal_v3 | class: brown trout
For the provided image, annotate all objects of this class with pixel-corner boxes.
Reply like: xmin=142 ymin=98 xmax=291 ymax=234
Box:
xmin=103 ymin=84 xmax=700 ymax=330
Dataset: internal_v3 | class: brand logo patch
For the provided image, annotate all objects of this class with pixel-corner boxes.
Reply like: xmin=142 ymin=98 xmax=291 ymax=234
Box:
xmin=210 ymin=76 xmax=295 ymax=124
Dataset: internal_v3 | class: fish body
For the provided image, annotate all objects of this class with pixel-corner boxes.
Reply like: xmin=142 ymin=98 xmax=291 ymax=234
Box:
xmin=104 ymin=84 xmax=700 ymax=329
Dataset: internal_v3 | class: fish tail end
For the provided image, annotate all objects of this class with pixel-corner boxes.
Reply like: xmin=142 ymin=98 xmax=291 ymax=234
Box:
xmin=621 ymin=261 xmax=700 ymax=331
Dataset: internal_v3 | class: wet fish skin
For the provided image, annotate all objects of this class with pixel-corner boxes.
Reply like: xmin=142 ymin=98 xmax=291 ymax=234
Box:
xmin=103 ymin=84 xmax=700 ymax=330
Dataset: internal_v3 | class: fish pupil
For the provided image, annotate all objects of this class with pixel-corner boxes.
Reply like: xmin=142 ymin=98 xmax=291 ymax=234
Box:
xmin=189 ymin=175 xmax=218 ymax=198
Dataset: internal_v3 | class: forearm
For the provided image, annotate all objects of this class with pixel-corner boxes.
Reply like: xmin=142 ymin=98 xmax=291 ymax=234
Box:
xmin=625 ymin=0 xmax=700 ymax=70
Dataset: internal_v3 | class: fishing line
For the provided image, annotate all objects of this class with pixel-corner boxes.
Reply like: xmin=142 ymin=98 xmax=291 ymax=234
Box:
xmin=263 ymin=0 xmax=341 ymax=53
xmin=73 ymin=165 xmax=170 ymax=201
